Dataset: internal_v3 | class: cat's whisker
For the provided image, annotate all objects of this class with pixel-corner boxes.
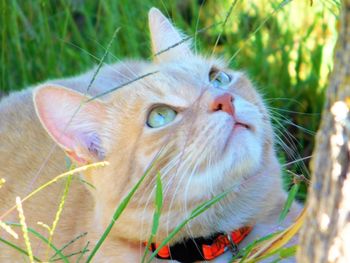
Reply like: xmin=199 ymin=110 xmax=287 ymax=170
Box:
xmin=285 ymin=169 xmax=311 ymax=184
xmin=207 ymin=155 xmax=215 ymax=196
xmin=268 ymin=108 xmax=316 ymax=135
xmin=283 ymin=155 xmax=313 ymax=168
xmin=264 ymin=97 xmax=305 ymax=106
xmin=273 ymin=125 xmax=300 ymax=160
xmin=160 ymin=87 xmax=211 ymax=196
xmin=1 ymin=5 xmax=307 ymax=262
xmin=269 ymin=112 xmax=306 ymax=158
xmin=61 ymin=38 xmax=152 ymax=93
xmin=139 ymin=150 xmax=180 ymax=198
xmin=269 ymin=113 xmax=311 ymax=178
xmin=168 ymin=130 xmax=214 ymax=225
xmin=162 ymin=126 xmax=213 ymax=237
xmin=183 ymin=162 xmax=204 ymax=258
xmin=183 ymin=134 xmax=216 ymax=212
xmin=274 ymin=131 xmax=295 ymax=157
xmin=163 ymin=148 xmax=208 ymax=243
xmin=91 ymin=40 xmax=158 ymax=92
xmin=163 ymin=163 xmax=192 ymax=248
xmin=267 ymin=106 xmax=320 ymax=116
xmin=137 ymin=145 xmax=176 ymax=200
xmin=269 ymin=113 xmax=302 ymax=151
xmin=136 ymin=142 xmax=187 ymax=249
xmin=162 ymin=134 xmax=207 ymax=199
xmin=136 ymin=145 xmax=178 ymax=257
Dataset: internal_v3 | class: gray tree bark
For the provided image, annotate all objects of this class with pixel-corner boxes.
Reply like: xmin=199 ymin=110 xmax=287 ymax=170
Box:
xmin=297 ymin=0 xmax=350 ymax=262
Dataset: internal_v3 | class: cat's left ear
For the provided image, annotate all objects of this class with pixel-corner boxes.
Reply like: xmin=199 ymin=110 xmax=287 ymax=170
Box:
xmin=149 ymin=8 xmax=192 ymax=62
xmin=33 ymin=85 xmax=107 ymax=165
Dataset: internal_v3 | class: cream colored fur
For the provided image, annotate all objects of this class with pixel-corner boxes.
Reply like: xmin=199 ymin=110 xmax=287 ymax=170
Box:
xmin=0 ymin=8 xmax=300 ymax=263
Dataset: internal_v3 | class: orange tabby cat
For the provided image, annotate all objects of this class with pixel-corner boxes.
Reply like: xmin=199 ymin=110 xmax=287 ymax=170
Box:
xmin=0 ymin=8 xmax=300 ymax=262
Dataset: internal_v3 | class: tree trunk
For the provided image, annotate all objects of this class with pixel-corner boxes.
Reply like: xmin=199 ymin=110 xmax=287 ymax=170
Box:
xmin=297 ymin=1 xmax=350 ymax=262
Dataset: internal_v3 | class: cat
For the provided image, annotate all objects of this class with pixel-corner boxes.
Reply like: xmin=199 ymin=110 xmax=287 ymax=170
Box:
xmin=0 ymin=7 xmax=301 ymax=263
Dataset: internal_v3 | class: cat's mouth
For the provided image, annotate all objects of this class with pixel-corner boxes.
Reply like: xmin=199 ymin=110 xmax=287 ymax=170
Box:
xmin=233 ymin=122 xmax=250 ymax=131
xmin=232 ymin=121 xmax=251 ymax=133
xmin=222 ymin=121 xmax=251 ymax=151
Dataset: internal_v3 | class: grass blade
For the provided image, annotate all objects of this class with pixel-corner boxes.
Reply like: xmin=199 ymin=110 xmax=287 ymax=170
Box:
xmin=141 ymin=172 xmax=163 ymax=263
xmin=0 ymin=177 xmax=5 ymax=188
xmin=49 ymin=232 xmax=87 ymax=260
xmin=279 ymin=182 xmax=299 ymax=222
xmin=16 ymin=197 xmax=34 ymax=263
xmin=241 ymin=207 xmax=306 ymax=262
xmin=228 ymin=232 xmax=278 ymax=262
xmin=85 ymin=71 xmax=158 ymax=102
xmin=51 ymin=248 xmax=89 ymax=262
xmin=77 ymin=241 xmax=90 ymax=263
xmin=146 ymin=190 xmax=229 ymax=263
xmin=0 ymin=161 xmax=108 ymax=221
xmin=51 ymin=175 xmax=72 ymax=230
xmin=0 ymin=220 xmax=18 ymax=239
xmin=0 ymin=237 xmax=42 ymax=262
xmin=251 ymin=245 xmax=297 ymax=262
xmin=85 ymin=154 xmax=160 ymax=262
xmin=46 ymin=174 xmax=73 ymax=259
xmin=7 ymin=222 xmax=69 ymax=262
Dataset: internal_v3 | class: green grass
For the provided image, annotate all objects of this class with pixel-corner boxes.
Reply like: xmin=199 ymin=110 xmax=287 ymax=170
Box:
xmin=0 ymin=0 xmax=340 ymax=261
xmin=0 ymin=1 xmax=338 ymax=193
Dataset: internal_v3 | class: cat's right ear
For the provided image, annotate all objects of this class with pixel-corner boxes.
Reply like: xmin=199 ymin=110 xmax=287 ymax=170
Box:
xmin=148 ymin=7 xmax=192 ymax=62
xmin=33 ymin=85 xmax=107 ymax=165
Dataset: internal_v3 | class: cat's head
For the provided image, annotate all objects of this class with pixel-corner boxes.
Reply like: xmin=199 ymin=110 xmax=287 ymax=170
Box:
xmin=34 ymin=8 xmax=279 ymax=238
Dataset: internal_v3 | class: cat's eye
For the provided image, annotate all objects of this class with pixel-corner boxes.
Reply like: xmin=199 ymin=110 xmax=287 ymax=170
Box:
xmin=209 ymin=71 xmax=231 ymax=89
xmin=147 ymin=106 xmax=177 ymax=128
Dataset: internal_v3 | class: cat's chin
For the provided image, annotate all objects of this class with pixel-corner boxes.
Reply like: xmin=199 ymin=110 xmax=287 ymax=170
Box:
xmin=186 ymin=144 xmax=262 ymax=199
xmin=224 ymin=122 xmax=251 ymax=149
xmin=223 ymin=130 xmax=262 ymax=174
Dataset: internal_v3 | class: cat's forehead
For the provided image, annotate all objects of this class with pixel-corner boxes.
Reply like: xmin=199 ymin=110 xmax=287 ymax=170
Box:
xmin=144 ymin=56 xmax=229 ymax=94
xmin=108 ymin=56 xmax=241 ymax=109
xmin=158 ymin=56 xmax=227 ymax=77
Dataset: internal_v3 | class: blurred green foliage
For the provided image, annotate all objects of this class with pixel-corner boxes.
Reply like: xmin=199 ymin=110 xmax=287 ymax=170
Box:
xmin=0 ymin=0 xmax=340 ymax=200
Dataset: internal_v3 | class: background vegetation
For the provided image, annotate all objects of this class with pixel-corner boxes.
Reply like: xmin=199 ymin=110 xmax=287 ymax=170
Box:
xmin=0 ymin=0 xmax=339 ymax=200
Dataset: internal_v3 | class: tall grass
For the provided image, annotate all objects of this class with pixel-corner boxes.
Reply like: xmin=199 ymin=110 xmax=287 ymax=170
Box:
xmin=0 ymin=0 xmax=340 ymax=261
xmin=0 ymin=1 xmax=338 ymax=192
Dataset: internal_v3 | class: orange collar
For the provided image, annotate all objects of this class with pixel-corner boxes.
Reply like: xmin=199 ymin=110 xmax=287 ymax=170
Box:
xmin=145 ymin=226 xmax=252 ymax=262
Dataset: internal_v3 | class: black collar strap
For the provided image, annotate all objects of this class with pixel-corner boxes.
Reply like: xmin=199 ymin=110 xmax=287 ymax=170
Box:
xmin=145 ymin=226 xmax=252 ymax=262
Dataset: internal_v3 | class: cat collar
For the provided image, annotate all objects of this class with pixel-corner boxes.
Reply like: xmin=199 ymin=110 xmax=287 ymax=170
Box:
xmin=145 ymin=226 xmax=252 ymax=262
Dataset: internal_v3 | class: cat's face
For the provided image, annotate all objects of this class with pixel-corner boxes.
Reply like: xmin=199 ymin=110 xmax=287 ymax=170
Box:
xmin=102 ymin=56 xmax=271 ymax=202
xmin=34 ymin=8 xmax=276 ymax=236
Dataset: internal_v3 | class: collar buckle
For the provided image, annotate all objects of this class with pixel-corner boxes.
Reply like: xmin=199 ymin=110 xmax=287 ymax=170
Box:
xmin=226 ymin=233 xmax=239 ymax=257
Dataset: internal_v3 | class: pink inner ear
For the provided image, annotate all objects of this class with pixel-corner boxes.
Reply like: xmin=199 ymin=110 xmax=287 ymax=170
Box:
xmin=34 ymin=85 xmax=106 ymax=163
xmin=35 ymin=86 xmax=81 ymax=151
xmin=148 ymin=7 xmax=191 ymax=61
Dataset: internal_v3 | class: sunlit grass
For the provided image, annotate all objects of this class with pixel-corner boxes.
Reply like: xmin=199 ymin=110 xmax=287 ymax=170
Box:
xmin=0 ymin=161 xmax=108 ymax=221
xmin=0 ymin=162 xmax=108 ymax=261
xmin=0 ymin=0 xmax=340 ymax=261
xmin=16 ymin=197 xmax=34 ymax=263
xmin=0 ymin=0 xmax=339 ymax=199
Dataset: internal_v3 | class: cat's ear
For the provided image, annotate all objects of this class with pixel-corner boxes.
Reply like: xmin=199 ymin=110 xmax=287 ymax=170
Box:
xmin=33 ymin=85 xmax=107 ymax=164
xmin=148 ymin=7 xmax=192 ymax=62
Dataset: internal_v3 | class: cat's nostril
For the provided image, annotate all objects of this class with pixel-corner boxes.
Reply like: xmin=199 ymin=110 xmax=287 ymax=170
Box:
xmin=210 ymin=93 xmax=235 ymax=116
xmin=216 ymin=103 xmax=223 ymax=111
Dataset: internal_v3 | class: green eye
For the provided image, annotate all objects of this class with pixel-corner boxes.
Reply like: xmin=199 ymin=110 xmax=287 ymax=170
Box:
xmin=147 ymin=106 xmax=177 ymax=128
xmin=209 ymin=71 xmax=231 ymax=89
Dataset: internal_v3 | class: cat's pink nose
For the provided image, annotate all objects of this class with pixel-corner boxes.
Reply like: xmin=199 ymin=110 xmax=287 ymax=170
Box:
xmin=210 ymin=93 xmax=234 ymax=116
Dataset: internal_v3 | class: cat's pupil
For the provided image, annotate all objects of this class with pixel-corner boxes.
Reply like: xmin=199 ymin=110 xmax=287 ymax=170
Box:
xmin=209 ymin=70 xmax=231 ymax=89
xmin=147 ymin=106 xmax=177 ymax=128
